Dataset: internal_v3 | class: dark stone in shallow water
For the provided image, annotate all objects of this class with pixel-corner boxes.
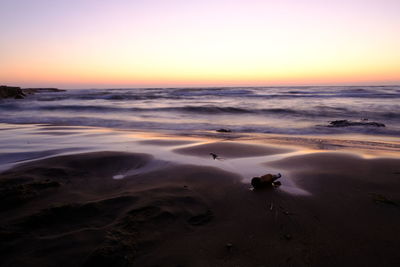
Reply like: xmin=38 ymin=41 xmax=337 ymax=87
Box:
xmin=216 ymin=128 xmax=232 ymax=133
xmin=328 ymin=120 xmax=385 ymax=127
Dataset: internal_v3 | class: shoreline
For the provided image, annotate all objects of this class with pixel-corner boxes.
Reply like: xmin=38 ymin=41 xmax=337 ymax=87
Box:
xmin=1 ymin=122 xmax=399 ymax=179
xmin=1 ymin=122 xmax=399 ymax=162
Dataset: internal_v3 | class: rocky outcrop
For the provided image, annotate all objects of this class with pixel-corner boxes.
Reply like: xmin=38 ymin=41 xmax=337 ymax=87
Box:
xmin=216 ymin=128 xmax=232 ymax=133
xmin=0 ymin=86 xmax=66 ymax=99
xmin=328 ymin=120 xmax=385 ymax=127
xmin=22 ymin=88 xmax=66 ymax=95
xmin=0 ymin=86 xmax=25 ymax=99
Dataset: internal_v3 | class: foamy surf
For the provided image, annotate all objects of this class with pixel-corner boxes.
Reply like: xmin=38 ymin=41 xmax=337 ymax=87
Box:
xmin=1 ymin=86 xmax=399 ymax=136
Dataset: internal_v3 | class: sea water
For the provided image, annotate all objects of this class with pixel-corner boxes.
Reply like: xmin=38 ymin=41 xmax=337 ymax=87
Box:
xmin=1 ymin=86 xmax=400 ymax=136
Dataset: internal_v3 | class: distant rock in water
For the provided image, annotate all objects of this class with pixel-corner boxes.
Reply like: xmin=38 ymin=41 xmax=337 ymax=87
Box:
xmin=0 ymin=85 xmax=25 ymax=99
xmin=22 ymin=88 xmax=66 ymax=94
xmin=0 ymin=85 xmax=66 ymax=99
xmin=216 ymin=128 xmax=232 ymax=133
xmin=328 ymin=120 xmax=385 ymax=127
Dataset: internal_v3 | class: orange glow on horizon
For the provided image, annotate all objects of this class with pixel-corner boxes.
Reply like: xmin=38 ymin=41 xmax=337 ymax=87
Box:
xmin=2 ymin=58 xmax=398 ymax=88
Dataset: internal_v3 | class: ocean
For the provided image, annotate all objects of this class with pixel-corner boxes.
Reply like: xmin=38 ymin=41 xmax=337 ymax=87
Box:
xmin=1 ymin=86 xmax=399 ymax=136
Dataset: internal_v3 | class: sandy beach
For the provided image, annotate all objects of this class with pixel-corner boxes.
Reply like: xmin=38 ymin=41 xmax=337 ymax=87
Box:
xmin=1 ymin=124 xmax=399 ymax=267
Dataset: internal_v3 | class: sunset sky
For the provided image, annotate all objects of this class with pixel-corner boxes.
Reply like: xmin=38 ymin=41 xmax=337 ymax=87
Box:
xmin=1 ymin=0 xmax=399 ymax=88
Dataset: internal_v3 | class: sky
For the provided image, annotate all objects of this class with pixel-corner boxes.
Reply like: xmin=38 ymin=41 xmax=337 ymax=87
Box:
xmin=0 ymin=0 xmax=399 ymax=88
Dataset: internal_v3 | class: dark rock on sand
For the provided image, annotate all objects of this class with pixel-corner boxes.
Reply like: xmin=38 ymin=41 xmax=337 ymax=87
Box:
xmin=0 ymin=85 xmax=25 ymax=99
xmin=251 ymin=173 xmax=282 ymax=189
xmin=328 ymin=120 xmax=385 ymax=127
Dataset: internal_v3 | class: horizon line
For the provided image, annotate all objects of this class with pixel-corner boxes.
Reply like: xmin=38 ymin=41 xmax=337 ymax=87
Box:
xmin=3 ymin=83 xmax=400 ymax=90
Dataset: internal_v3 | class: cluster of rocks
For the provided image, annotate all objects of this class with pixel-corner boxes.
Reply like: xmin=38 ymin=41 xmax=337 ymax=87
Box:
xmin=0 ymin=85 xmax=65 ymax=99
xmin=328 ymin=120 xmax=385 ymax=128
xmin=23 ymin=88 xmax=66 ymax=94
xmin=0 ymin=86 xmax=26 ymax=99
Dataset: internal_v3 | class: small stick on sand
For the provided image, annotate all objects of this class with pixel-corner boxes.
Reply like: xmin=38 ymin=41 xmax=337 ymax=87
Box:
xmin=209 ymin=152 xmax=225 ymax=161
xmin=210 ymin=153 xmax=218 ymax=160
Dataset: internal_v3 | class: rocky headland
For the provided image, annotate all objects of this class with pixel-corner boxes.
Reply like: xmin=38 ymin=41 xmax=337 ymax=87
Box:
xmin=0 ymin=85 xmax=65 ymax=99
xmin=0 ymin=86 xmax=26 ymax=99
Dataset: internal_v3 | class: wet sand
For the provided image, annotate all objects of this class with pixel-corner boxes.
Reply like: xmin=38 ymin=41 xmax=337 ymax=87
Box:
xmin=1 ymin=127 xmax=400 ymax=266
xmin=174 ymin=141 xmax=292 ymax=159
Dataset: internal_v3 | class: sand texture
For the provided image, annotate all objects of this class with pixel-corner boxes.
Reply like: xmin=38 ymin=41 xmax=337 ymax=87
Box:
xmin=1 ymin=147 xmax=400 ymax=267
